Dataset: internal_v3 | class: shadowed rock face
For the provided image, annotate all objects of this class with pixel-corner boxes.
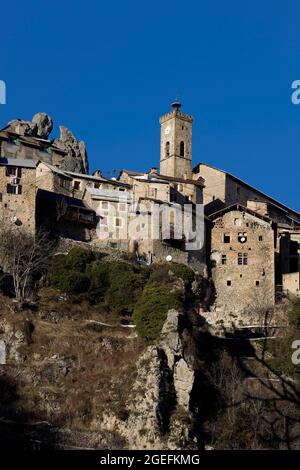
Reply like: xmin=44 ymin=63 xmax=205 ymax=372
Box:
xmin=3 ymin=113 xmax=89 ymax=174
xmin=53 ymin=126 xmax=89 ymax=174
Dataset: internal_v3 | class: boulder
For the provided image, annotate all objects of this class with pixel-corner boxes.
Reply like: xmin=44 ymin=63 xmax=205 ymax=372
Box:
xmin=32 ymin=112 xmax=53 ymax=139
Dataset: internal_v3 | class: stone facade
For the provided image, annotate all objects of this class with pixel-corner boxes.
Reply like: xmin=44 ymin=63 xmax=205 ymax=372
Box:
xmin=0 ymin=158 xmax=36 ymax=233
xmin=159 ymin=101 xmax=193 ymax=179
xmin=282 ymin=272 xmax=300 ymax=297
xmin=209 ymin=205 xmax=275 ymax=314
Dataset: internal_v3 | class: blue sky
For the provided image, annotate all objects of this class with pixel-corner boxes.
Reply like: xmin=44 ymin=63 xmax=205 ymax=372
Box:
xmin=0 ymin=0 xmax=299 ymax=209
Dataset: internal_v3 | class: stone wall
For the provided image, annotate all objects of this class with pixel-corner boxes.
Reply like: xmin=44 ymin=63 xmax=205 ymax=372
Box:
xmin=210 ymin=209 xmax=275 ymax=315
xmin=0 ymin=165 xmax=36 ymax=233
xmin=283 ymin=272 xmax=300 ymax=297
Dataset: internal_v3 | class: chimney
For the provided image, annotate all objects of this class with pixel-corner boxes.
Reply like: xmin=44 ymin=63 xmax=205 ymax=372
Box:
xmin=93 ymin=169 xmax=102 ymax=178
xmin=150 ymin=167 xmax=158 ymax=175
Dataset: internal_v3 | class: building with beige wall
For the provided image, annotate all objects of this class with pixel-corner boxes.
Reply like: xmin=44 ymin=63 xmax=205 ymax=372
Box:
xmin=209 ymin=204 xmax=275 ymax=314
xmin=0 ymin=157 xmax=36 ymax=234
xmin=282 ymin=272 xmax=300 ymax=297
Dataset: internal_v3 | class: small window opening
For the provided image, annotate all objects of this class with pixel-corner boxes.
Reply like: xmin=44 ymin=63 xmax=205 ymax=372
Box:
xmin=223 ymin=233 xmax=230 ymax=243
xmin=227 ymin=280 xmax=232 ymax=286
xmin=165 ymin=141 xmax=170 ymax=157
xmin=221 ymin=255 xmax=227 ymax=265
xmin=73 ymin=181 xmax=80 ymax=191
xmin=180 ymin=141 xmax=185 ymax=157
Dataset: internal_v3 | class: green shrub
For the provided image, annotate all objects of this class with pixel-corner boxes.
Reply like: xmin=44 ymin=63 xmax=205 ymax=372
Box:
xmin=65 ymin=247 xmax=95 ymax=272
xmin=169 ymin=263 xmax=195 ymax=284
xmin=288 ymin=299 xmax=300 ymax=328
xmin=48 ymin=254 xmax=68 ymax=287
xmin=149 ymin=263 xmax=195 ymax=285
xmin=105 ymin=262 xmax=148 ymax=315
xmin=56 ymin=270 xmax=91 ymax=294
xmin=133 ymin=281 xmax=183 ymax=343
xmin=149 ymin=265 xmax=171 ymax=284
xmin=86 ymin=260 xmax=111 ymax=302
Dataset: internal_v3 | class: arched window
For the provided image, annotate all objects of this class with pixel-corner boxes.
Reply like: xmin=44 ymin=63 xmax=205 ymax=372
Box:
xmin=165 ymin=141 xmax=170 ymax=157
xmin=180 ymin=141 xmax=185 ymax=157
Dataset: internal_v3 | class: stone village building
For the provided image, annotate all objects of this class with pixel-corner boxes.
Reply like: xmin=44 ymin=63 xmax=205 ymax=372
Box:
xmin=0 ymin=102 xmax=299 ymax=317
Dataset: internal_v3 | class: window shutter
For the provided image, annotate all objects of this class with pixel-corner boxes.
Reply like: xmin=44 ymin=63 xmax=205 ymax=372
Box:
xmin=17 ymin=167 xmax=22 ymax=178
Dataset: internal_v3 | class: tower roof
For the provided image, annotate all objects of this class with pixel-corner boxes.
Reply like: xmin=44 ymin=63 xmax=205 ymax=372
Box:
xmin=171 ymin=98 xmax=181 ymax=110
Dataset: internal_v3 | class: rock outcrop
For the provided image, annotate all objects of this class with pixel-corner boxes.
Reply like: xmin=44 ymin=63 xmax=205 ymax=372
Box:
xmin=3 ymin=113 xmax=89 ymax=174
xmin=32 ymin=112 xmax=53 ymax=139
xmin=99 ymin=309 xmax=201 ymax=450
xmin=5 ymin=112 xmax=53 ymax=139
xmin=53 ymin=126 xmax=89 ymax=174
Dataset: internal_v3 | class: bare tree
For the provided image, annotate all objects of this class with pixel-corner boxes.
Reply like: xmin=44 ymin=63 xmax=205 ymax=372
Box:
xmin=0 ymin=224 xmax=54 ymax=303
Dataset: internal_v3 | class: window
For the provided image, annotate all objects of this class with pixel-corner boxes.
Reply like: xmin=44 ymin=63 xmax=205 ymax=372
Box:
xmin=227 ymin=280 xmax=232 ymax=286
xmin=118 ymin=188 xmax=125 ymax=192
xmin=238 ymin=253 xmax=248 ymax=265
xmin=256 ymin=281 xmax=260 ymax=286
xmin=59 ymin=177 xmax=70 ymax=190
xmin=221 ymin=255 xmax=227 ymax=265
xmin=165 ymin=141 xmax=170 ymax=157
xmin=94 ymin=182 xmax=100 ymax=189
xmin=180 ymin=141 xmax=185 ymax=157
xmin=101 ymin=201 xmax=108 ymax=209
xmin=73 ymin=181 xmax=80 ymax=191
xmin=7 ymin=184 xmax=22 ymax=195
xmin=115 ymin=217 xmax=123 ymax=228
xmin=0 ymin=192 xmax=2 ymax=202
xmin=223 ymin=233 xmax=230 ymax=243
xmin=6 ymin=166 xmax=21 ymax=178
xmin=259 ymin=235 xmax=263 ymax=241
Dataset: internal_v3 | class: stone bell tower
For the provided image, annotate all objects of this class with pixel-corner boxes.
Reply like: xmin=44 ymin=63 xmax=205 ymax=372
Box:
xmin=159 ymin=100 xmax=193 ymax=179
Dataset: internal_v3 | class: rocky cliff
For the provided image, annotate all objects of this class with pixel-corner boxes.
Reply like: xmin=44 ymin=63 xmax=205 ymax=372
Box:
xmin=0 ymin=288 xmax=207 ymax=450
xmin=3 ymin=113 xmax=89 ymax=174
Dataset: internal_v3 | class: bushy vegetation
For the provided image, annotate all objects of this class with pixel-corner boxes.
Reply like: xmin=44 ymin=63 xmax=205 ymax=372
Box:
xmin=132 ymin=281 xmax=183 ymax=343
xmin=48 ymin=248 xmax=150 ymax=314
xmin=56 ymin=270 xmax=91 ymax=294
xmin=48 ymin=251 xmax=193 ymax=327
xmin=169 ymin=262 xmax=195 ymax=284
xmin=63 ymin=247 xmax=95 ymax=272
xmin=105 ymin=262 xmax=148 ymax=315
xmin=288 ymin=298 xmax=300 ymax=328
xmin=149 ymin=262 xmax=195 ymax=285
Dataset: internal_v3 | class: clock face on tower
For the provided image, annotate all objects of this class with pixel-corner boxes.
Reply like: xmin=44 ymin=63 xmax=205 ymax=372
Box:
xmin=164 ymin=126 xmax=170 ymax=135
